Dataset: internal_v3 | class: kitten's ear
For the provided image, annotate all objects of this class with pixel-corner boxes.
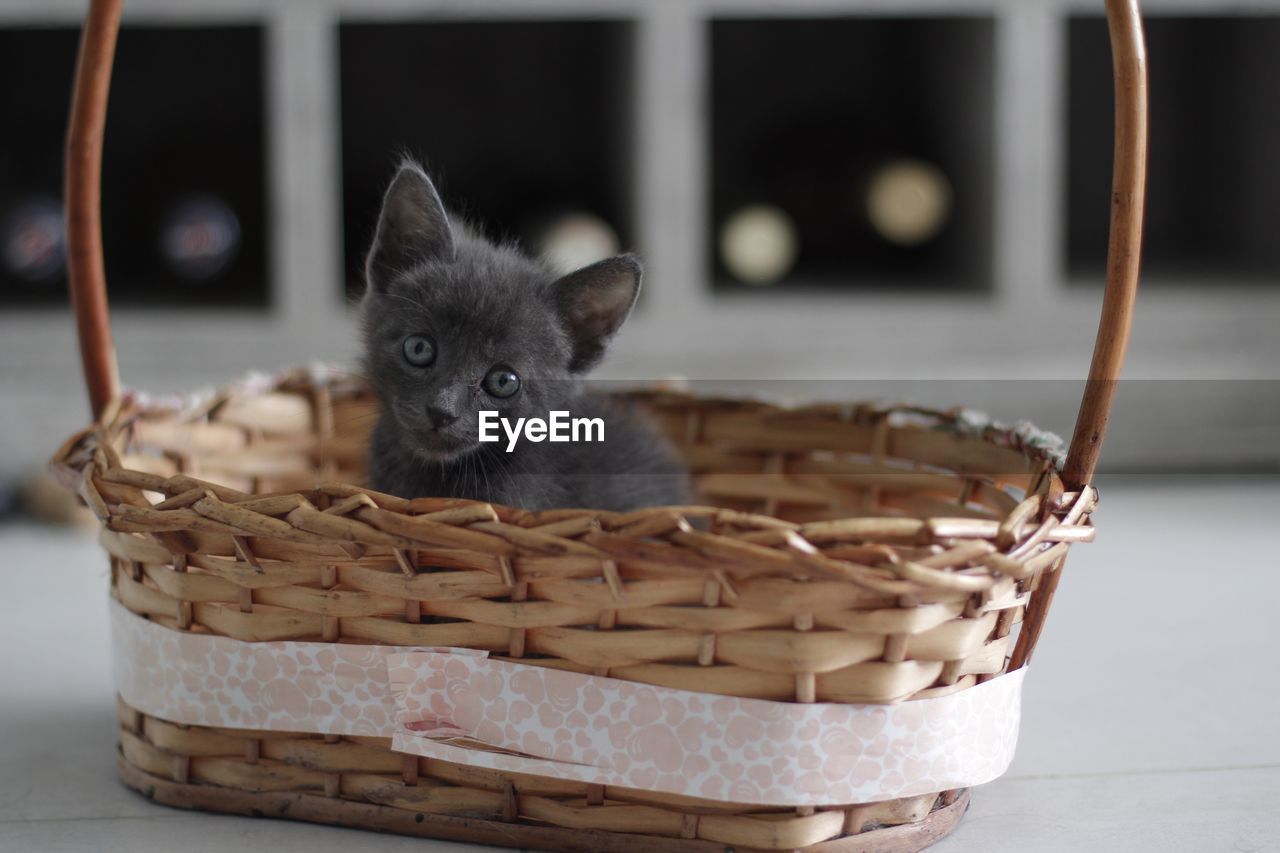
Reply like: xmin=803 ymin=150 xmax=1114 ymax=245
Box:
xmin=553 ymin=254 xmax=642 ymax=373
xmin=365 ymin=162 xmax=454 ymax=294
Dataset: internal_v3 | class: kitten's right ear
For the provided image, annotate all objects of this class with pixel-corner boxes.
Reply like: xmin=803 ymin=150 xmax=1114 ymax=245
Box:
xmin=365 ymin=162 xmax=455 ymax=295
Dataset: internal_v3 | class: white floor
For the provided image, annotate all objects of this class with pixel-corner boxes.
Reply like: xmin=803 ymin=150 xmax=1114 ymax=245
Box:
xmin=1 ymin=476 xmax=1277 ymax=853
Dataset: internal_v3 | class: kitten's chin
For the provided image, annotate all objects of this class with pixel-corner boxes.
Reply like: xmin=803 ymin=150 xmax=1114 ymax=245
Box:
xmin=410 ymin=434 xmax=481 ymax=464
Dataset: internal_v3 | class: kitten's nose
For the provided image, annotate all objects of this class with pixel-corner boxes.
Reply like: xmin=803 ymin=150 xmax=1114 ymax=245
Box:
xmin=425 ymin=406 xmax=458 ymax=430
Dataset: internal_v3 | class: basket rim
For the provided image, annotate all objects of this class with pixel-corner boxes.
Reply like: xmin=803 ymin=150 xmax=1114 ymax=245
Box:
xmin=51 ymin=367 xmax=1095 ymax=604
xmin=73 ymin=363 xmax=1071 ymax=469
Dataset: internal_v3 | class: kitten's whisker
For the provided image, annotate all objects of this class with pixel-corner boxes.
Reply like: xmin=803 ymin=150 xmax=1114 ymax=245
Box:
xmin=493 ymin=445 xmax=521 ymax=505
xmin=491 ymin=447 xmax=519 ymax=502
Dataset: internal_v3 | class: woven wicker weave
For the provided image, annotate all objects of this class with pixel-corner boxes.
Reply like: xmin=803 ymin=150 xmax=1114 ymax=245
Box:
xmin=52 ymin=1 xmax=1147 ymax=850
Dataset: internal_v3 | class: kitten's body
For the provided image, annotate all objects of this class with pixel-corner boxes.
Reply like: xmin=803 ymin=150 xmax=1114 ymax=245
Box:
xmin=361 ymin=162 xmax=689 ymax=511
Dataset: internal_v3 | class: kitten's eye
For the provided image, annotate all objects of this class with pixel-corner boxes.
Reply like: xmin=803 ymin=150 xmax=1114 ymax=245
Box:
xmin=483 ymin=366 xmax=520 ymax=398
xmin=402 ymin=335 xmax=436 ymax=367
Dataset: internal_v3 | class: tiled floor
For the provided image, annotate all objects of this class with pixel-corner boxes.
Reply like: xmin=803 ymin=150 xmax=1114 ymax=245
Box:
xmin=2 ymin=476 xmax=1277 ymax=852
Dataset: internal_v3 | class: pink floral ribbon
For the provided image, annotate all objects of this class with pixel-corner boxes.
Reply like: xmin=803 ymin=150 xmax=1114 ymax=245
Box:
xmin=111 ymin=599 xmax=1024 ymax=806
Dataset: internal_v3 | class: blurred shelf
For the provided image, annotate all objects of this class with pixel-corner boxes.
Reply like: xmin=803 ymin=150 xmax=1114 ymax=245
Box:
xmin=0 ymin=26 xmax=75 ymax=307
xmin=0 ymin=25 xmax=269 ymax=310
xmin=0 ymin=0 xmax=1275 ymax=440
xmin=1066 ymin=15 xmax=1280 ymax=285
xmin=709 ymin=16 xmax=995 ymax=294
xmin=338 ymin=18 xmax=636 ymax=298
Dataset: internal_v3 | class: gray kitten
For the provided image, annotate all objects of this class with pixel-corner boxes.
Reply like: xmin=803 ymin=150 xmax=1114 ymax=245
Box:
xmin=361 ymin=161 xmax=689 ymax=512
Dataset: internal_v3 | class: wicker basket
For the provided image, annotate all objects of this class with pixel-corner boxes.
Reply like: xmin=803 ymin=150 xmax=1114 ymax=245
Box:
xmin=51 ymin=1 xmax=1147 ymax=851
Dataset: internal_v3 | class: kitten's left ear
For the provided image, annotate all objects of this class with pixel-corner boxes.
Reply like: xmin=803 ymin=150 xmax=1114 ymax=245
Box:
xmin=553 ymin=254 xmax=642 ymax=373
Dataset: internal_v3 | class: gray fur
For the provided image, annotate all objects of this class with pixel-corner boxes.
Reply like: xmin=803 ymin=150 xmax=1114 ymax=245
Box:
xmin=361 ymin=160 xmax=690 ymax=511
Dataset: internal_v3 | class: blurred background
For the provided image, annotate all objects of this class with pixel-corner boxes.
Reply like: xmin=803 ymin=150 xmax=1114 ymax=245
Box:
xmin=1 ymin=0 xmax=1278 ymax=504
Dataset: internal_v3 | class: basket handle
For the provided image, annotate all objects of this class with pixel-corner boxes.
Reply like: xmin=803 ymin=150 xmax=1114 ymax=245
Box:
xmin=1062 ymin=0 xmax=1148 ymax=491
xmin=63 ymin=0 xmax=1147 ymax=464
xmin=65 ymin=0 xmax=123 ymax=421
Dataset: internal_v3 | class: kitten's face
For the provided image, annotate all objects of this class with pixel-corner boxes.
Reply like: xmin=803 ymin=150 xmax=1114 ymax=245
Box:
xmin=362 ymin=162 xmax=640 ymax=464
xmin=364 ymin=261 xmax=574 ymax=462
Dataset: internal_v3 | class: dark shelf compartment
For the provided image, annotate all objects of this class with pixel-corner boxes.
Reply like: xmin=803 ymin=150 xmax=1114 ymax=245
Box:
xmin=1067 ymin=16 xmax=1280 ymax=284
xmin=709 ymin=17 xmax=995 ymax=294
xmin=339 ymin=20 xmax=636 ymax=298
xmin=0 ymin=26 xmax=268 ymax=309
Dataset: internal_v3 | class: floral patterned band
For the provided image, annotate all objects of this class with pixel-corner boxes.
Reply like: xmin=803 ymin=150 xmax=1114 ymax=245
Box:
xmin=111 ymin=598 xmax=1023 ymax=806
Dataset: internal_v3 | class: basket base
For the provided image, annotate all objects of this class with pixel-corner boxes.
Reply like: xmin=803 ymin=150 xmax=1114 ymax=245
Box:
xmin=118 ymin=755 xmax=970 ymax=853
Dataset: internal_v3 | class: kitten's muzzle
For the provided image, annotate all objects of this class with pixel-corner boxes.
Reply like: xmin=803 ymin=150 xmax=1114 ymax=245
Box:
xmin=425 ymin=406 xmax=459 ymax=431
